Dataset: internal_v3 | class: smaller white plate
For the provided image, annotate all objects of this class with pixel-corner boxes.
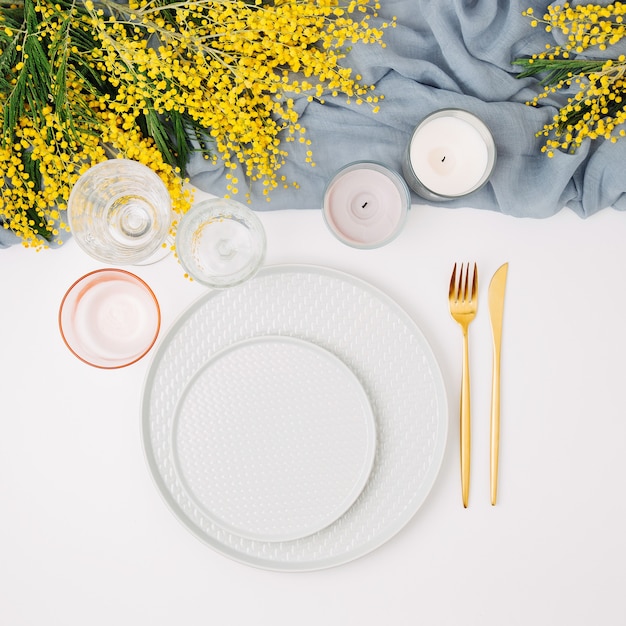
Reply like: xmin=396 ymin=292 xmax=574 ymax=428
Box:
xmin=171 ymin=336 xmax=377 ymax=543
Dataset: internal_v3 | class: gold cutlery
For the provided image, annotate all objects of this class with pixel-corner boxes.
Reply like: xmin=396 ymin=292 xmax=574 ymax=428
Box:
xmin=448 ymin=263 xmax=478 ymax=508
xmin=488 ymin=263 xmax=508 ymax=506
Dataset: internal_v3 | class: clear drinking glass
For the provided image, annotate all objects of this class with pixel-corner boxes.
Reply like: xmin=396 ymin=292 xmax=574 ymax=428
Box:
xmin=67 ymin=159 xmax=173 ymax=265
xmin=175 ymin=197 xmax=266 ymax=288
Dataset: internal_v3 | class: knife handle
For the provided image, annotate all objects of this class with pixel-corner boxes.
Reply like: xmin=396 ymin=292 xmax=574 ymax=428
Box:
xmin=490 ymin=348 xmax=501 ymax=505
xmin=461 ymin=328 xmax=471 ymax=508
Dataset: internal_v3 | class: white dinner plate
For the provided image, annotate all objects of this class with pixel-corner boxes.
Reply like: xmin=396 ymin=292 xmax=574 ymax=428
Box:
xmin=142 ymin=264 xmax=448 ymax=571
xmin=171 ymin=335 xmax=377 ymax=542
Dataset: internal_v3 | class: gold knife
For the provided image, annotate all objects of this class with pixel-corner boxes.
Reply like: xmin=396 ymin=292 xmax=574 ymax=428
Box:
xmin=488 ymin=263 xmax=508 ymax=506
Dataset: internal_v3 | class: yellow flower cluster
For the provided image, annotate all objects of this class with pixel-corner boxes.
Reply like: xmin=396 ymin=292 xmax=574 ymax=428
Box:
xmin=0 ymin=82 xmax=190 ymax=247
xmin=520 ymin=3 xmax=626 ymax=156
xmin=0 ymin=0 xmax=391 ymax=248
xmin=524 ymin=2 xmax=626 ymax=52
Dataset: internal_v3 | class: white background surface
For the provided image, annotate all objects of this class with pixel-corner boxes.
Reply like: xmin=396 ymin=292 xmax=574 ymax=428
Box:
xmin=1 ymin=196 xmax=625 ymax=625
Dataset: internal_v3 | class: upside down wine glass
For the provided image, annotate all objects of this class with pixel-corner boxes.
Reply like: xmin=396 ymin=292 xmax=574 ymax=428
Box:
xmin=67 ymin=159 xmax=173 ymax=265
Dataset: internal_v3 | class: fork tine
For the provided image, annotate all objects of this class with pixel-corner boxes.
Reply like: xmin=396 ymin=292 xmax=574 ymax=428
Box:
xmin=471 ymin=263 xmax=478 ymax=302
xmin=449 ymin=263 xmax=457 ymax=300
xmin=462 ymin=262 xmax=469 ymax=302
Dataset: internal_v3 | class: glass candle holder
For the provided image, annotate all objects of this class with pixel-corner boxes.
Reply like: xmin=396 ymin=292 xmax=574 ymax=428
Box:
xmin=175 ymin=197 xmax=267 ymax=288
xmin=67 ymin=159 xmax=173 ymax=265
xmin=322 ymin=161 xmax=410 ymax=249
xmin=403 ymin=109 xmax=497 ymax=201
xmin=59 ymin=269 xmax=161 ymax=369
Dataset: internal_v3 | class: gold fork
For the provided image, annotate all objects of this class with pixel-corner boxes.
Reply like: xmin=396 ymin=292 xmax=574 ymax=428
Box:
xmin=448 ymin=263 xmax=478 ymax=508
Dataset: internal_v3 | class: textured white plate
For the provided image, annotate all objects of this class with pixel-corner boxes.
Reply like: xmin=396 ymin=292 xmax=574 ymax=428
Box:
xmin=171 ymin=335 xmax=376 ymax=542
xmin=142 ymin=264 xmax=448 ymax=571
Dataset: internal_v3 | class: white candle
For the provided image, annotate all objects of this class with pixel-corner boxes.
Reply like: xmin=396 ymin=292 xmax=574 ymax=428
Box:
xmin=322 ymin=162 xmax=410 ymax=249
xmin=403 ymin=109 xmax=496 ymax=200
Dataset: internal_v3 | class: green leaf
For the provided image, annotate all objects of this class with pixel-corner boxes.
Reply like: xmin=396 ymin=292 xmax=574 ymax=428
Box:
xmin=513 ymin=57 xmax=607 ymax=85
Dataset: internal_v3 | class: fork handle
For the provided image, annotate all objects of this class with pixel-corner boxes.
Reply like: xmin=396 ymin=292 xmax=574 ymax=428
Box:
xmin=460 ymin=327 xmax=471 ymax=508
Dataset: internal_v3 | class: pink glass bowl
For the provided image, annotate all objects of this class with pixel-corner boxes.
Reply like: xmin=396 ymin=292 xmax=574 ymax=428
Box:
xmin=59 ymin=269 xmax=161 ymax=369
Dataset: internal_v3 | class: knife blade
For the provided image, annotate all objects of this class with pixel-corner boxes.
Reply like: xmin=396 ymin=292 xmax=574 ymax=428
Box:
xmin=488 ymin=262 xmax=508 ymax=506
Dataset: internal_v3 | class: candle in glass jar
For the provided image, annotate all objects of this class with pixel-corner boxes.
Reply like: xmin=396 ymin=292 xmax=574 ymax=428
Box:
xmin=403 ymin=109 xmax=496 ymax=201
xmin=322 ymin=162 xmax=410 ymax=249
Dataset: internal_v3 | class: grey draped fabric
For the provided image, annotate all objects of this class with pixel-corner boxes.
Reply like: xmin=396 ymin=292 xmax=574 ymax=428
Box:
xmin=187 ymin=0 xmax=626 ymax=218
